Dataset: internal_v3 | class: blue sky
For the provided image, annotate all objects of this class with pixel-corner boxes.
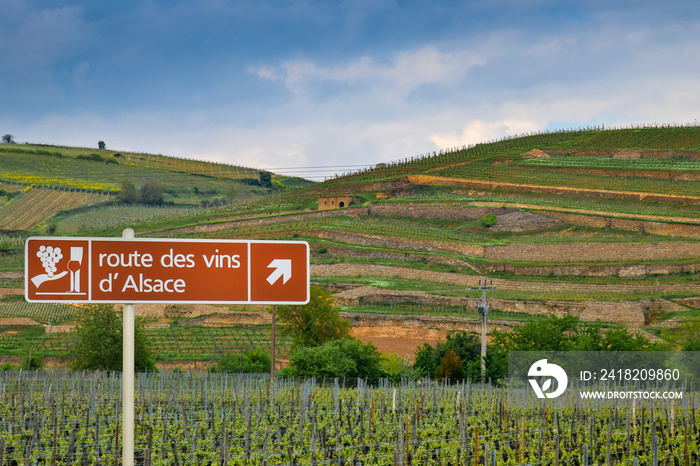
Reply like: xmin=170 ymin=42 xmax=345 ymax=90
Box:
xmin=2 ymin=0 xmax=699 ymax=179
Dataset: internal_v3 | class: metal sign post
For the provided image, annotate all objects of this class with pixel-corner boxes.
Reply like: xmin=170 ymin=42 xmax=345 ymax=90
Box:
xmin=122 ymin=229 xmax=135 ymax=466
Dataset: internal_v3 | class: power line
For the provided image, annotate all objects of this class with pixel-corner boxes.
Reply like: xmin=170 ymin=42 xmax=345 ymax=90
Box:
xmin=265 ymin=164 xmax=375 ymax=170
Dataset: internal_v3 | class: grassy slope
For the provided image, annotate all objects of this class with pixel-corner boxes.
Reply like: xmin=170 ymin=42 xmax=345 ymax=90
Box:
xmin=0 ymin=142 xmax=314 ymax=233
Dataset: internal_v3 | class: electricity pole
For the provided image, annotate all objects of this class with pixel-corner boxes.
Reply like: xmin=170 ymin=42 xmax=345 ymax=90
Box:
xmin=472 ymin=280 xmax=494 ymax=382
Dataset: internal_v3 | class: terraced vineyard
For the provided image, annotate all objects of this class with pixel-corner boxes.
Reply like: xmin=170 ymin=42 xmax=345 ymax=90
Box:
xmin=2 ymin=125 xmax=700 ymax=362
xmin=0 ymin=187 xmax=108 ymax=230
xmin=0 ymin=300 xmax=77 ymax=323
xmin=145 ymin=325 xmax=291 ymax=361
xmin=52 ymin=204 xmax=199 ymax=235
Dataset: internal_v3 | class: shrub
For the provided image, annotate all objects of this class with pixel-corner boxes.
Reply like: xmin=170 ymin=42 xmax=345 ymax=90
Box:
xmin=76 ymin=153 xmax=107 ymax=163
xmin=288 ymin=338 xmax=387 ymax=381
xmin=210 ymin=348 xmax=271 ymax=373
xmin=140 ymin=179 xmax=165 ymax=205
xmin=480 ymin=214 xmax=497 ymax=228
xmin=20 ymin=347 xmax=44 ymax=371
xmin=435 ymin=348 xmax=465 ymax=381
xmin=414 ymin=331 xmax=481 ymax=381
xmin=682 ymin=339 xmax=700 ymax=351
xmin=382 ymin=351 xmax=415 ymax=382
xmin=277 ymin=285 xmax=351 ymax=348
xmin=70 ymin=304 xmax=155 ymax=372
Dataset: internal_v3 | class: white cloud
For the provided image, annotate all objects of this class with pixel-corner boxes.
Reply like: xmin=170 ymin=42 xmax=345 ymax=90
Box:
xmin=252 ymin=45 xmax=487 ymax=100
xmin=7 ymin=6 xmax=700 ymax=179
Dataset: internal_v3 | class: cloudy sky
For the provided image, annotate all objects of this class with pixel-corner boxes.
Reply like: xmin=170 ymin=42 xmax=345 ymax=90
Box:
xmin=2 ymin=0 xmax=699 ymax=180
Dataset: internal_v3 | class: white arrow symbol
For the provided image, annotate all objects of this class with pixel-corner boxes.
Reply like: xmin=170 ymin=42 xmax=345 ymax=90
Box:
xmin=266 ymin=259 xmax=292 ymax=285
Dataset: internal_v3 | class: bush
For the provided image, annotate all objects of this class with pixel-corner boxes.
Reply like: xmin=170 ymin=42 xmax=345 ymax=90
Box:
xmin=382 ymin=351 xmax=415 ymax=382
xmin=119 ymin=180 xmax=137 ymax=204
xmin=435 ymin=348 xmax=465 ymax=381
xmin=210 ymin=348 xmax=271 ymax=373
xmin=480 ymin=214 xmax=497 ymax=228
xmin=414 ymin=331 xmax=481 ymax=381
xmin=277 ymin=285 xmax=351 ymax=348
xmin=140 ymin=179 xmax=165 ymax=205
xmin=287 ymin=338 xmax=387 ymax=381
xmin=20 ymin=347 xmax=44 ymax=371
xmin=76 ymin=153 xmax=115 ymax=164
xmin=682 ymin=339 xmax=700 ymax=351
xmin=70 ymin=304 xmax=155 ymax=372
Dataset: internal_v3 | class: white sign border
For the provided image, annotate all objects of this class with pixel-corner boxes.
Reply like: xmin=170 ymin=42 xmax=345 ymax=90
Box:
xmin=25 ymin=237 xmax=310 ymax=305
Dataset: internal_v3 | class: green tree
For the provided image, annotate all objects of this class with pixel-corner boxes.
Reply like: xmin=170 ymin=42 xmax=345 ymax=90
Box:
xmin=490 ymin=315 xmax=665 ymax=353
xmin=210 ymin=348 xmax=271 ymax=373
xmin=259 ymin=171 xmax=272 ymax=188
xmin=287 ymin=338 xmax=386 ymax=381
xmin=20 ymin=345 xmax=44 ymax=371
xmin=414 ymin=331 xmax=481 ymax=381
xmin=225 ymin=183 xmax=247 ymax=204
xmin=140 ymin=179 xmax=165 ymax=205
xmin=70 ymin=304 xmax=155 ymax=372
xmin=435 ymin=348 xmax=465 ymax=381
xmin=381 ymin=351 xmax=415 ymax=383
xmin=276 ymin=285 xmax=351 ymax=347
xmin=683 ymin=339 xmax=700 ymax=351
xmin=490 ymin=315 xmax=580 ymax=352
xmin=2 ymin=134 xmax=14 ymax=143
xmin=119 ymin=179 xmax=138 ymax=204
xmin=680 ymin=315 xmax=700 ymax=351
xmin=98 ymin=140 xmax=106 ymax=150
xmin=488 ymin=315 xmax=667 ymax=380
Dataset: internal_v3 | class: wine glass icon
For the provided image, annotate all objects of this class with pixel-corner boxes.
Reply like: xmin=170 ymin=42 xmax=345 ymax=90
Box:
xmin=67 ymin=247 xmax=83 ymax=293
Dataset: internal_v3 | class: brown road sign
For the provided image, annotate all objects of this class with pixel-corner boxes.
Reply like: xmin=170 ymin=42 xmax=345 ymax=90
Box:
xmin=25 ymin=237 xmax=309 ymax=304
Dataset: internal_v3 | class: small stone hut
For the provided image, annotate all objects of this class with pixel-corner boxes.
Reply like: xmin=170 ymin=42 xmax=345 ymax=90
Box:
xmin=318 ymin=194 xmax=353 ymax=210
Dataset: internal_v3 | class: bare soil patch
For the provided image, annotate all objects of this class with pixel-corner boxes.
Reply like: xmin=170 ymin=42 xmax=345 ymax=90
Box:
xmin=351 ymin=326 xmax=446 ymax=361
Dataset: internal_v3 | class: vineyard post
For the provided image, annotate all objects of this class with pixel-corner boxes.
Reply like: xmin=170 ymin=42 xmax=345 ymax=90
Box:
xmin=122 ymin=227 xmax=136 ymax=466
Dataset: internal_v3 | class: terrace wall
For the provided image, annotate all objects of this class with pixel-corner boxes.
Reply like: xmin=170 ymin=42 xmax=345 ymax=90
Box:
xmin=368 ymin=204 xmax=492 ymax=220
xmin=309 ymin=229 xmax=485 ymax=256
xmin=538 ymin=211 xmax=700 ymax=238
xmin=407 ymin=174 xmax=700 ymax=205
xmin=545 ymin=149 xmax=700 ymax=159
xmin=483 ymin=262 xmax=700 ymax=277
xmin=335 ymin=286 xmax=687 ymax=326
xmin=483 ymin=242 xmax=700 ymax=262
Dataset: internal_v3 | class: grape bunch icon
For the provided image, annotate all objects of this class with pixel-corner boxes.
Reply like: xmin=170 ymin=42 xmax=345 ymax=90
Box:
xmin=37 ymin=245 xmax=63 ymax=278
xmin=31 ymin=244 xmax=84 ymax=293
